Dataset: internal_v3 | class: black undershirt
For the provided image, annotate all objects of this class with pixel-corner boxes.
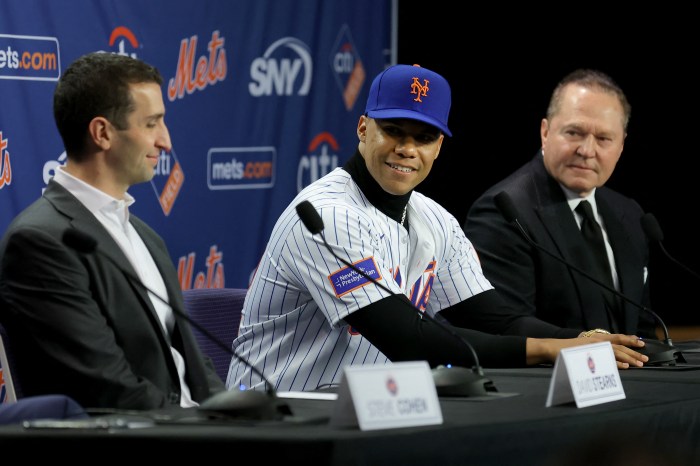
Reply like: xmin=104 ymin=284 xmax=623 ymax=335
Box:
xmin=340 ymin=150 xmax=581 ymax=368
xmin=343 ymin=150 xmax=410 ymax=228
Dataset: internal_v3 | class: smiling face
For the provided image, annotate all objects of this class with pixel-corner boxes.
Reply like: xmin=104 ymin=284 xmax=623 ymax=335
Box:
xmin=540 ymin=83 xmax=626 ymax=197
xmin=357 ymin=115 xmax=444 ymax=195
xmin=104 ymin=82 xmax=172 ymax=194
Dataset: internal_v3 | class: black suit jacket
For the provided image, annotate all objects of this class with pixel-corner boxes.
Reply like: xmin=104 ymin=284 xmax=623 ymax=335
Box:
xmin=464 ymin=152 xmax=656 ymax=337
xmin=0 ymin=180 xmax=224 ymax=409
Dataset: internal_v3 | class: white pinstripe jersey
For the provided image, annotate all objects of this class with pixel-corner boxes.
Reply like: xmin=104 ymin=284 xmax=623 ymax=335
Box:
xmin=226 ymin=168 xmax=493 ymax=392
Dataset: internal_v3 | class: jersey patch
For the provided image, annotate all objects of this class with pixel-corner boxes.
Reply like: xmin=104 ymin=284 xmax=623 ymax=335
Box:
xmin=328 ymin=256 xmax=383 ymax=297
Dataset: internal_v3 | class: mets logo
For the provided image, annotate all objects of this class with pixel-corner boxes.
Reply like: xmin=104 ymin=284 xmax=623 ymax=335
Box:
xmin=168 ymin=30 xmax=227 ymax=101
xmin=410 ymin=77 xmax=430 ymax=102
xmin=0 ymin=131 xmax=12 ymax=190
xmin=386 ymin=376 xmax=398 ymax=396
xmin=587 ymin=354 xmax=596 ymax=373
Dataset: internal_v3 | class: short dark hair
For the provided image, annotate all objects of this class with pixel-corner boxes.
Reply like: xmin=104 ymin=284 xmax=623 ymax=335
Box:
xmin=53 ymin=52 xmax=163 ymax=159
xmin=546 ymin=69 xmax=631 ymax=131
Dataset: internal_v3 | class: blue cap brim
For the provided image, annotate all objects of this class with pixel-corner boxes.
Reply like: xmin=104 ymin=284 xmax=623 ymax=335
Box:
xmin=366 ymin=108 xmax=452 ymax=137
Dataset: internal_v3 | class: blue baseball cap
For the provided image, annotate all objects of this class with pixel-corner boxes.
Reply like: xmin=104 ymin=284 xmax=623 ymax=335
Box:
xmin=364 ymin=64 xmax=452 ymax=137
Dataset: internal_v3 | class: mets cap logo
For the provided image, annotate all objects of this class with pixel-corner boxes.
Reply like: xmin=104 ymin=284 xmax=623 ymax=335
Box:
xmin=410 ymin=76 xmax=429 ymax=102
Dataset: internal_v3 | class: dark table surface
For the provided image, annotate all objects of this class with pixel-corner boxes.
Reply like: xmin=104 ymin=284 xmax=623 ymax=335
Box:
xmin=2 ymin=343 xmax=699 ymax=465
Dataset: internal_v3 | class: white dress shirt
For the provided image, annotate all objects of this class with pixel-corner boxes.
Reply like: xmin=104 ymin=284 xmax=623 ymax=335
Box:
xmin=560 ymin=186 xmax=620 ymax=290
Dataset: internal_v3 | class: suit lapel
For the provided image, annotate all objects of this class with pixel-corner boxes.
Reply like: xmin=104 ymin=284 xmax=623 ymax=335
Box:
xmin=130 ymin=218 xmax=198 ymax=370
xmin=130 ymin=219 xmax=183 ymax=324
xmin=44 ymin=181 xmax=166 ymax=335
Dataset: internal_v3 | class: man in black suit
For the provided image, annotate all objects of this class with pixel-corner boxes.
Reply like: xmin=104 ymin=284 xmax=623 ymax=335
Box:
xmin=0 ymin=52 xmax=224 ymax=410
xmin=464 ymin=69 xmax=656 ymax=338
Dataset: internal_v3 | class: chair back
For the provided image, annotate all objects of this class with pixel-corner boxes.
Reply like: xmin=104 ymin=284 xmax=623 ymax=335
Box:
xmin=0 ymin=322 xmax=21 ymax=403
xmin=0 ymin=394 xmax=88 ymax=425
xmin=182 ymin=287 xmax=247 ymax=382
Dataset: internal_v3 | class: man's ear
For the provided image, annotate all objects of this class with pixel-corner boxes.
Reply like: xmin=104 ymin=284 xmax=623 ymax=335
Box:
xmin=357 ymin=114 xmax=368 ymax=142
xmin=540 ymin=118 xmax=549 ymax=153
xmin=88 ymin=116 xmax=112 ymax=150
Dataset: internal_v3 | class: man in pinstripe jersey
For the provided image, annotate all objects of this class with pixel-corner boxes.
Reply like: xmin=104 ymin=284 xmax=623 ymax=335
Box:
xmin=227 ymin=64 xmax=648 ymax=393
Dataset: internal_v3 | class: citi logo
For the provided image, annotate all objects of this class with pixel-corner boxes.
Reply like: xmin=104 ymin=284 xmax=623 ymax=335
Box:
xmin=297 ymin=132 xmax=338 ymax=192
xmin=411 ymin=77 xmax=429 ymax=102
xmin=249 ymin=37 xmax=312 ymax=97
xmin=151 ymin=148 xmax=184 ymax=216
xmin=108 ymin=26 xmax=140 ymax=58
xmin=330 ymin=24 xmax=365 ymax=111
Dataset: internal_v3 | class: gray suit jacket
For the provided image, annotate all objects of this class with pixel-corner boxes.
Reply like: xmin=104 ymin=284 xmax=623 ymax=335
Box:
xmin=0 ymin=180 xmax=224 ymax=409
xmin=464 ymin=152 xmax=656 ymax=337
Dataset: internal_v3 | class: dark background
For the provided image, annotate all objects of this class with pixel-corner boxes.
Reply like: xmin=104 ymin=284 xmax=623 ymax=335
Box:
xmin=397 ymin=6 xmax=698 ymax=325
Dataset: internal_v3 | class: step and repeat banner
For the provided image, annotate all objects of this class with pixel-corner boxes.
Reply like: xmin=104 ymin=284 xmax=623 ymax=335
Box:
xmin=0 ymin=0 xmax=395 ymax=290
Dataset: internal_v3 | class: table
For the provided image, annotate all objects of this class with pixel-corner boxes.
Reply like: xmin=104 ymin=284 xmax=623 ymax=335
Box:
xmin=1 ymin=348 xmax=699 ymax=465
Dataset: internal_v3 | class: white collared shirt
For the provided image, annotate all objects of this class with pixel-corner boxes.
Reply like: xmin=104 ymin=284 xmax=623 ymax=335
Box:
xmin=560 ymin=186 xmax=620 ymax=290
xmin=53 ymin=167 xmax=197 ymax=407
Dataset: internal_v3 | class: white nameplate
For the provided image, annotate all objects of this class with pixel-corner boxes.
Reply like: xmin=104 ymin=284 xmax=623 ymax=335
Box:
xmin=330 ymin=361 xmax=442 ymax=430
xmin=546 ymin=341 xmax=625 ymax=408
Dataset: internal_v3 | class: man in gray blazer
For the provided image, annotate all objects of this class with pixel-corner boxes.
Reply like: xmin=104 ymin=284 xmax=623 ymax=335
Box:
xmin=464 ymin=69 xmax=656 ymax=339
xmin=0 ymin=52 xmax=224 ymax=410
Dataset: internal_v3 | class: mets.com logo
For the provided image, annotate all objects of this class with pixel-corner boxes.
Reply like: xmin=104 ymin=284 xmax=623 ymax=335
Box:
xmin=207 ymin=147 xmax=275 ymax=190
xmin=0 ymin=34 xmax=60 ymax=81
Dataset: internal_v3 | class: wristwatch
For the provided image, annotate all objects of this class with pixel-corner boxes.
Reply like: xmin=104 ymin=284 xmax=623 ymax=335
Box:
xmin=580 ymin=328 xmax=611 ymax=338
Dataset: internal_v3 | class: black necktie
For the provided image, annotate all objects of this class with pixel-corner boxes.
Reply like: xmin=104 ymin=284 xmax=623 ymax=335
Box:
xmin=575 ymin=200 xmax=621 ymax=332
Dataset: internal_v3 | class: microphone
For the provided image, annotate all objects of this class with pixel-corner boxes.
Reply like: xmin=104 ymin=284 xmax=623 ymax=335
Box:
xmin=295 ymin=200 xmax=497 ymax=397
xmin=641 ymin=213 xmax=700 ymax=282
xmin=62 ymin=228 xmax=291 ymax=420
xmin=493 ymin=191 xmax=682 ymax=366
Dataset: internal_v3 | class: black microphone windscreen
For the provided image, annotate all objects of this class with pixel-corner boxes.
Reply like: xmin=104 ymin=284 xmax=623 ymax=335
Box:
xmin=641 ymin=213 xmax=664 ymax=242
xmin=494 ymin=191 xmax=519 ymax=223
xmin=62 ymin=228 xmax=98 ymax=253
xmin=296 ymin=200 xmax=325 ymax=234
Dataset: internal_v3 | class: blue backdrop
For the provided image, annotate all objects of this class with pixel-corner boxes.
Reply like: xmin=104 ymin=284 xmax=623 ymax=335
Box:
xmin=0 ymin=0 xmax=396 ymax=290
